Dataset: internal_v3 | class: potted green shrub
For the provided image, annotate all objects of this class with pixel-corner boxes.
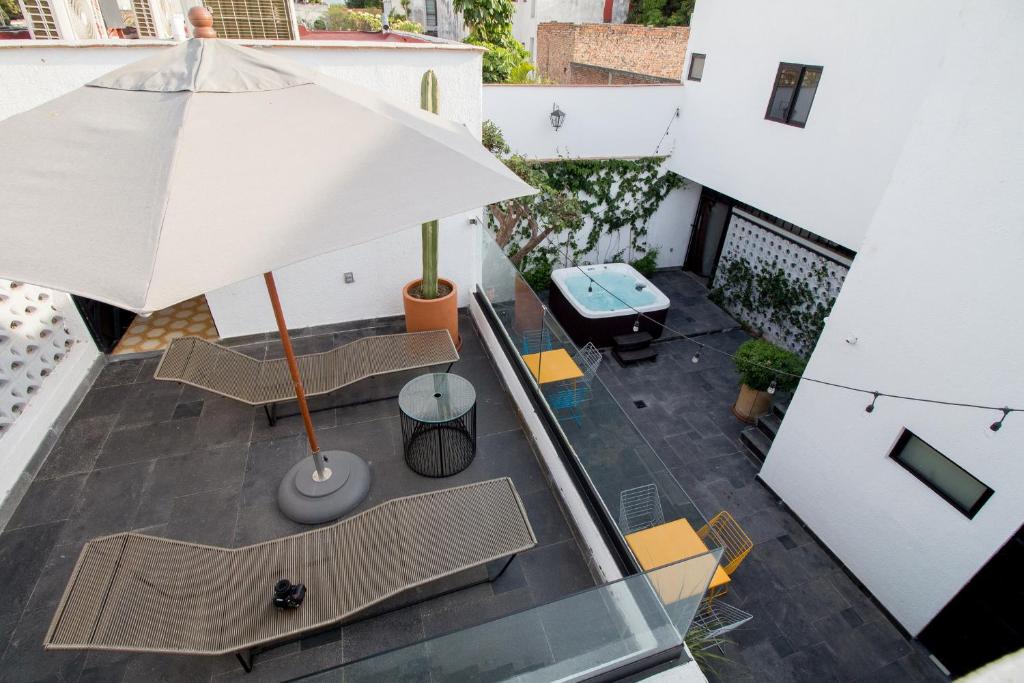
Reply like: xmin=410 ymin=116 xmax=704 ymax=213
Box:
xmin=402 ymin=70 xmax=460 ymax=348
xmin=732 ymin=339 xmax=806 ymax=423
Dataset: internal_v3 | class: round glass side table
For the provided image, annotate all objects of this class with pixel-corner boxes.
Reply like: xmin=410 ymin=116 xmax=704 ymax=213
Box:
xmin=398 ymin=373 xmax=477 ymax=477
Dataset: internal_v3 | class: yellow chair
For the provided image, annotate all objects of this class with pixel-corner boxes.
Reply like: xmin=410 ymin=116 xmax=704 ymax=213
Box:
xmin=697 ymin=511 xmax=753 ymax=576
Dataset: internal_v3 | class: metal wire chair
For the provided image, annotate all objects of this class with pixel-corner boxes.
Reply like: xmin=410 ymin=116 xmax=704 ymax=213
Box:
xmin=519 ymin=328 xmax=559 ymax=354
xmin=688 ymin=597 xmax=753 ymax=651
xmin=618 ymin=484 xmax=665 ymax=534
xmin=545 ymin=343 xmax=603 ymax=426
xmin=697 ymin=510 xmax=754 ymax=576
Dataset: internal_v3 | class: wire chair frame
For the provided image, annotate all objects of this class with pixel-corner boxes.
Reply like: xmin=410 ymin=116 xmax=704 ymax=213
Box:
xmin=545 ymin=342 xmax=603 ymax=426
xmin=688 ymin=597 xmax=753 ymax=649
xmin=519 ymin=328 xmax=557 ymax=355
xmin=697 ymin=511 xmax=754 ymax=576
xmin=618 ymin=484 xmax=665 ymax=534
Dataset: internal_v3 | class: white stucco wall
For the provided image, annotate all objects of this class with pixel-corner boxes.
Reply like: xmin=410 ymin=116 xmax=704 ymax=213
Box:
xmin=670 ymin=0 xmax=959 ymax=251
xmin=484 ymin=84 xmax=683 ymax=160
xmin=759 ymin=1 xmax=1024 ymax=637
xmin=0 ymin=39 xmax=486 ymax=338
xmin=483 ymin=84 xmax=699 ymax=268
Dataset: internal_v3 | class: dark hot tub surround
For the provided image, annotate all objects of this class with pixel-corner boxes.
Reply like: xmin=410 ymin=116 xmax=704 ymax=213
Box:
xmin=548 ymin=263 xmax=670 ymax=347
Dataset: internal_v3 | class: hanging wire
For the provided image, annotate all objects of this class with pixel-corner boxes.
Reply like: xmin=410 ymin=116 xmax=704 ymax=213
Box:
xmin=567 ymin=260 xmax=1021 ymax=426
xmin=653 ymin=107 xmax=681 ymax=156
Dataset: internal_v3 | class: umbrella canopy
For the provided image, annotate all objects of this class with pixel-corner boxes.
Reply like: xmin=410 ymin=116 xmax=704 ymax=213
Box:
xmin=0 ymin=39 xmax=534 ymax=314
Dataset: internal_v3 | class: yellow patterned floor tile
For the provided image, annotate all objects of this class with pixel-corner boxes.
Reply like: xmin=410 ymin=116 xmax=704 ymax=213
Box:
xmin=112 ymin=295 xmax=220 ymax=356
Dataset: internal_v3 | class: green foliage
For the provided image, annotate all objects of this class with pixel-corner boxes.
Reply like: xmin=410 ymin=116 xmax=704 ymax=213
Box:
xmin=630 ymin=248 xmax=660 ymax=277
xmin=734 ymin=339 xmax=806 ymax=393
xmin=522 ymin=259 xmax=554 ymax=292
xmin=0 ymin=0 xmax=19 ymax=23
xmin=344 ymin=0 xmax=381 ymax=9
xmin=419 ymin=70 xmax=441 ymax=299
xmin=325 ymin=6 xmax=382 ymax=31
xmin=543 ymin=157 xmax=684 ymax=264
xmin=710 ymin=256 xmax=836 ymax=357
xmin=395 ymin=17 xmax=424 ymax=31
xmin=453 ymin=0 xmax=513 ymax=33
xmin=482 ymin=120 xmax=510 ymax=156
xmin=467 ymin=27 xmax=533 ymax=83
xmin=454 ymin=0 xmax=534 ymax=83
xmin=627 ymin=0 xmax=694 ymax=26
xmin=484 ymin=122 xmax=681 ymax=290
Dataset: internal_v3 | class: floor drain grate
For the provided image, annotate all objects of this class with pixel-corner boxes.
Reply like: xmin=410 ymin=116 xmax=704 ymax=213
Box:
xmin=633 ymin=400 xmax=647 ymax=409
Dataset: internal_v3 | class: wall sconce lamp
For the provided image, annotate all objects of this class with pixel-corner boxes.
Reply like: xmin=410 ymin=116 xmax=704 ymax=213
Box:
xmin=550 ymin=103 xmax=565 ymax=131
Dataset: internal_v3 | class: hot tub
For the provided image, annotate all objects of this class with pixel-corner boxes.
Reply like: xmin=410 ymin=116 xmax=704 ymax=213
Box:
xmin=548 ymin=263 xmax=670 ymax=347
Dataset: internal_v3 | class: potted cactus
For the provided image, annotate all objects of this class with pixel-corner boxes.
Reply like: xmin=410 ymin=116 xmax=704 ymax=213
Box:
xmin=402 ymin=70 xmax=460 ymax=348
xmin=732 ymin=339 xmax=806 ymax=423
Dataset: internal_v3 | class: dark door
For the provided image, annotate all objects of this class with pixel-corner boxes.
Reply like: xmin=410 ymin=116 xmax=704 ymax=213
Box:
xmin=684 ymin=188 xmax=734 ymax=280
xmin=919 ymin=526 xmax=1024 ymax=677
xmin=73 ymin=296 xmax=135 ymax=353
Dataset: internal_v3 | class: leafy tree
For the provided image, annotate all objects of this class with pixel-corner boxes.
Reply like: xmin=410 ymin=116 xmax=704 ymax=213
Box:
xmin=325 ymin=7 xmax=382 ymax=31
xmin=627 ymin=0 xmax=694 ymax=27
xmin=483 ymin=123 xmax=583 ymax=274
xmin=0 ymin=0 xmax=21 ymax=24
xmin=344 ymin=0 xmax=381 ymax=9
xmin=453 ymin=0 xmax=533 ymax=83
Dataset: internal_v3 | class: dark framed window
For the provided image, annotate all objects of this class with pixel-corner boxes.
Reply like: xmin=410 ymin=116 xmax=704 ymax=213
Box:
xmin=889 ymin=430 xmax=994 ymax=519
xmin=688 ymin=53 xmax=705 ymax=82
xmin=765 ymin=63 xmax=822 ymax=127
xmin=424 ymin=0 xmax=437 ymax=35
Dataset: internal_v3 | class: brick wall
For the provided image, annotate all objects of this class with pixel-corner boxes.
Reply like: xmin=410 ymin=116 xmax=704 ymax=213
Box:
xmin=537 ymin=22 xmax=689 ymax=85
xmin=570 ymin=62 xmax=678 ymax=85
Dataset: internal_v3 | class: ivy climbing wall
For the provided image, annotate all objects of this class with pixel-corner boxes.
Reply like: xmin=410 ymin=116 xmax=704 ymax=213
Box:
xmin=711 ymin=210 xmax=850 ymax=358
xmin=0 ymin=279 xmax=78 ymax=436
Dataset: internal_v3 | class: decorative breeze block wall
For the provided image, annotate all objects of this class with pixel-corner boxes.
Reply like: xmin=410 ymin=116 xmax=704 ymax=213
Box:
xmin=0 ymin=279 xmax=78 ymax=435
xmin=713 ymin=211 xmax=850 ymax=356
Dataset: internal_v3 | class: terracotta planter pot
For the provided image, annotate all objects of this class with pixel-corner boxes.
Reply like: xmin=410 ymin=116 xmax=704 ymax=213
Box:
xmin=513 ymin=276 xmax=543 ymax=334
xmin=732 ymin=383 xmax=771 ymax=423
xmin=403 ymin=278 xmax=460 ymax=350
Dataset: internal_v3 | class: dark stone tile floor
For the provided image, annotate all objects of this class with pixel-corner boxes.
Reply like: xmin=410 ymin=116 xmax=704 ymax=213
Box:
xmin=0 ymin=313 xmax=596 ymax=683
xmin=646 ymin=269 xmax=741 ymax=339
xmin=595 ymin=271 xmax=948 ymax=683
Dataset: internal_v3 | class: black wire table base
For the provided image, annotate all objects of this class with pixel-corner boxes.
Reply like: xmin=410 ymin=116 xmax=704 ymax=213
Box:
xmin=400 ymin=405 xmax=477 ymax=477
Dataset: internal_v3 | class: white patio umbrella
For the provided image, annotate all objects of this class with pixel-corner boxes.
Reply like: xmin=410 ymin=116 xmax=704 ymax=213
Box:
xmin=0 ymin=10 xmax=535 ymax=523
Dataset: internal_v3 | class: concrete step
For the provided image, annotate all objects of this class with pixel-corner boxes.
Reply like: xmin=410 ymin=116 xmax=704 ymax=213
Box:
xmin=613 ymin=346 xmax=659 ymax=366
xmin=772 ymin=401 xmax=789 ymax=420
xmin=758 ymin=412 xmax=782 ymax=439
xmin=612 ymin=331 xmax=654 ymax=351
xmin=740 ymin=426 xmax=772 ymax=463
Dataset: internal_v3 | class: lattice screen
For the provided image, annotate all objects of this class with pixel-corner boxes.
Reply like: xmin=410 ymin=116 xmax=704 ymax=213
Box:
xmin=206 ymin=0 xmax=295 ymax=40
xmin=20 ymin=0 xmax=61 ymax=38
xmin=0 ymin=280 xmax=77 ymax=436
xmin=713 ymin=211 xmax=849 ymax=356
xmin=132 ymin=0 xmax=157 ymax=37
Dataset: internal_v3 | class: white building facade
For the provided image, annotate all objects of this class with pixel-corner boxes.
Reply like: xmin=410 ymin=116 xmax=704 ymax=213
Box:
xmin=671 ymin=0 xmax=1024 ymax=673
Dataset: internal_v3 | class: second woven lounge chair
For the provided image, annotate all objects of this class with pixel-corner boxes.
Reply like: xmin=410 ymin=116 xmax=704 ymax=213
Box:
xmin=154 ymin=329 xmax=459 ymax=424
xmin=44 ymin=478 xmax=536 ymax=672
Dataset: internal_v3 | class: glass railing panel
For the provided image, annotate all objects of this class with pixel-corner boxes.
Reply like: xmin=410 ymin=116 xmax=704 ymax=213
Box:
xmin=477 ymin=230 xmax=715 ymax=544
xmin=299 ymin=551 xmax=722 ymax=683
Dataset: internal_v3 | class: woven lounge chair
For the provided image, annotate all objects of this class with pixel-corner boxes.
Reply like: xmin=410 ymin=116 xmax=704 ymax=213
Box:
xmin=154 ymin=329 xmax=459 ymax=424
xmin=44 ymin=478 xmax=536 ymax=672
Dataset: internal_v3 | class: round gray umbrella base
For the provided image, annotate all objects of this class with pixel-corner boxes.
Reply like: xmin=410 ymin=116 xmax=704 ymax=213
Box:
xmin=278 ymin=450 xmax=371 ymax=524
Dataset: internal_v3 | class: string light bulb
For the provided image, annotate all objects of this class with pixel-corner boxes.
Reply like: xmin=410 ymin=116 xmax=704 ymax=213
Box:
xmin=990 ymin=408 xmax=1011 ymax=432
xmin=564 ymin=260 xmax=1019 ymax=430
xmin=767 ymin=380 xmax=777 ymax=395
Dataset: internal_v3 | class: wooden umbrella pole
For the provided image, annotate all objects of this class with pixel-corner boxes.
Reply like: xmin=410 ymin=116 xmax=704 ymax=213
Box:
xmin=264 ymin=272 xmax=328 ymax=479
